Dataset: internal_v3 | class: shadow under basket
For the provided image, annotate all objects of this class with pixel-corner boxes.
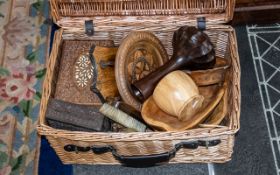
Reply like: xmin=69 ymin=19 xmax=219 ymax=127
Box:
xmin=37 ymin=0 xmax=240 ymax=166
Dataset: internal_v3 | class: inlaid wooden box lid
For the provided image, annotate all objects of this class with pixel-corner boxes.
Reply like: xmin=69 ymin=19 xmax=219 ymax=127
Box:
xmin=50 ymin=0 xmax=236 ymax=31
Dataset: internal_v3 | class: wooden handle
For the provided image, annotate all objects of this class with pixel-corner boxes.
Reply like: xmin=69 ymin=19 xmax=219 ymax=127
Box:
xmin=99 ymin=103 xmax=147 ymax=132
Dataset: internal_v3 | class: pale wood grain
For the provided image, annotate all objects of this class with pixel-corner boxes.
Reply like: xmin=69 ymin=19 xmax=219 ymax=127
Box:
xmin=153 ymin=71 xmax=204 ymax=122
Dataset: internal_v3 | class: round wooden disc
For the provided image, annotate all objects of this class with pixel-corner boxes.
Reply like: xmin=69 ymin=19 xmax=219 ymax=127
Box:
xmin=115 ymin=31 xmax=169 ymax=110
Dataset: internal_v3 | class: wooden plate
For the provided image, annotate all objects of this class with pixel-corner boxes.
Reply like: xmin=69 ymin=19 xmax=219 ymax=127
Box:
xmin=141 ymin=84 xmax=225 ymax=131
xmin=115 ymin=31 xmax=169 ymax=111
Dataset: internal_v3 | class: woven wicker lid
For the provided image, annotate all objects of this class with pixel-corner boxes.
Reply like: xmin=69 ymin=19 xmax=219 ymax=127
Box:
xmin=50 ymin=0 xmax=236 ymax=30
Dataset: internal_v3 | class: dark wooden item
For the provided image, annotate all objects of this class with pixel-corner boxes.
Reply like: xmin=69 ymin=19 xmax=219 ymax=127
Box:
xmin=132 ymin=26 xmax=215 ymax=102
xmin=46 ymin=98 xmax=110 ymax=132
xmin=236 ymin=0 xmax=280 ymax=8
xmin=232 ymin=0 xmax=280 ymax=25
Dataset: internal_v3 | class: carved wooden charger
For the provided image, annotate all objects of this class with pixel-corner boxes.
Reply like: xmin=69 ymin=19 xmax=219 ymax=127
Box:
xmin=115 ymin=31 xmax=169 ymax=111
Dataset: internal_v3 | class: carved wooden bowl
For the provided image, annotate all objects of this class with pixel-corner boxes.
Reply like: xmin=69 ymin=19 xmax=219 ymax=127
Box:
xmin=184 ymin=57 xmax=231 ymax=86
xmin=141 ymin=84 xmax=226 ymax=131
xmin=115 ymin=31 xmax=169 ymax=111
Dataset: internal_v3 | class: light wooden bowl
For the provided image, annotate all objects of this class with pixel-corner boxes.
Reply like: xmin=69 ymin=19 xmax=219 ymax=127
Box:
xmin=142 ymin=84 xmax=225 ymax=131
xmin=153 ymin=71 xmax=204 ymax=121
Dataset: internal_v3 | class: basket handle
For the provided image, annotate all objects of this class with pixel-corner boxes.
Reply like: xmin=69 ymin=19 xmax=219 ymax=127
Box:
xmin=64 ymin=139 xmax=221 ymax=167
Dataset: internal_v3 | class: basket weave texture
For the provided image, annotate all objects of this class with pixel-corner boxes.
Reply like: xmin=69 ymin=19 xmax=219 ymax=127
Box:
xmin=37 ymin=0 xmax=240 ymax=164
xmin=55 ymin=0 xmax=229 ymax=16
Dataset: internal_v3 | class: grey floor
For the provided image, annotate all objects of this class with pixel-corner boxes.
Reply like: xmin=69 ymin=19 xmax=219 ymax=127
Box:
xmin=74 ymin=24 xmax=280 ymax=175
xmin=74 ymin=164 xmax=209 ymax=175
xmin=214 ymin=24 xmax=279 ymax=175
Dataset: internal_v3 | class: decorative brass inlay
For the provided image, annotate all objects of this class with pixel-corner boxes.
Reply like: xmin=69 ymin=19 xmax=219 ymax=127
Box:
xmin=74 ymin=54 xmax=94 ymax=87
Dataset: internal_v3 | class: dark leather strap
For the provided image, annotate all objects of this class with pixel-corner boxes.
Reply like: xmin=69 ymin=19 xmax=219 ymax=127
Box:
xmin=64 ymin=139 xmax=221 ymax=167
xmin=88 ymin=45 xmax=106 ymax=103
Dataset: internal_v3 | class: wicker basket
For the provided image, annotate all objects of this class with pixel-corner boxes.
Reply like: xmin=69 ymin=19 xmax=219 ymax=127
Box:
xmin=37 ymin=0 xmax=240 ymax=165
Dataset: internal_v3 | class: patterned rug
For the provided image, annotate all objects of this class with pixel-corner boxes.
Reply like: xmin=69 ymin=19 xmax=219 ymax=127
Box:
xmin=0 ymin=0 xmax=50 ymax=174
